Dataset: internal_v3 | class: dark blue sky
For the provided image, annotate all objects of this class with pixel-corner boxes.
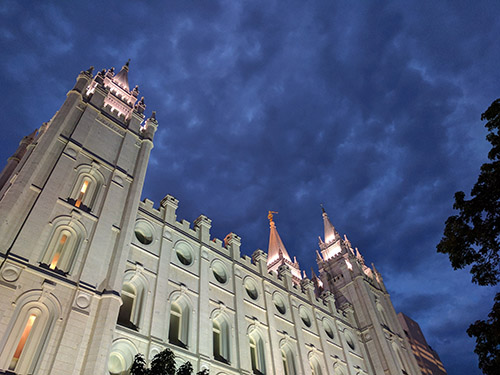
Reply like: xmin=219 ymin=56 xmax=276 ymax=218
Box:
xmin=1 ymin=1 xmax=499 ymax=374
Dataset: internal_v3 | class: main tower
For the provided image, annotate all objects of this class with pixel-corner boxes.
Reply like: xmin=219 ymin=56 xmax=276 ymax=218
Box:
xmin=316 ymin=208 xmax=420 ymax=375
xmin=0 ymin=63 xmax=157 ymax=375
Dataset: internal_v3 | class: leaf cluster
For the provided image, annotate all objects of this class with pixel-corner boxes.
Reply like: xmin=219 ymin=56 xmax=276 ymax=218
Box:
xmin=437 ymin=99 xmax=500 ymax=286
xmin=437 ymin=99 xmax=500 ymax=375
xmin=130 ymin=349 xmax=209 ymax=375
xmin=466 ymin=293 xmax=500 ymax=374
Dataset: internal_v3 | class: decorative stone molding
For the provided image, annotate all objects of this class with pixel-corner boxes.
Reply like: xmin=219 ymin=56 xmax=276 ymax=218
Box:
xmin=74 ymin=291 xmax=92 ymax=310
xmin=1 ymin=263 xmax=22 ymax=282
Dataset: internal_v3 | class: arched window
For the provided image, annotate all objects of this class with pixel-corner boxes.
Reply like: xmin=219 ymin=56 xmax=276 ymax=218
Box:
xmin=249 ymin=329 xmax=266 ymax=374
xmin=68 ymin=165 xmax=104 ymax=212
xmin=393 ymin=345 xmax=409 ymax=374
xmin=281 ymin=345 xmax=296 ymax=375
xmin=117 ymin=273 xmax=147 ymax=330
xmin=168 ymin=296 xmax=190 ymax=348
xmin=377 ymin=303 xmax=390 ymax=329
xmin=310 ymin=357 xmax=322 ymax=375
xmin=40 ymin=219 xmax=85 ymax=275
xmin=213 ymin=314 xmax=230 ymax=364
xmin=0 ymin=293 xmax=60 ymax=374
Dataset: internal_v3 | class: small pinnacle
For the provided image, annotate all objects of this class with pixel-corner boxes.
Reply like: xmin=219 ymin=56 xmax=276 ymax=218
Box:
xmin=151 ymin=111 xmax=156 ymax=120
xmin=321 ymin=204 xmax=325 ymax=213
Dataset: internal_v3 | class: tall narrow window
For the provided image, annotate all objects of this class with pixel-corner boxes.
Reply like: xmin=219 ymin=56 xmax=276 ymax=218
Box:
xmin=69 ymin=167 xmax=104 ymax=212
xmin=213 ymin=316 xmax=230 ymax=364
xmin=310 ymin=358 xmax=322 ymax=375
xmin=117 ymin=274 xmax=147 ymax=331
xmin=50 ymin=234 xmax=67 ymax=269
xmin=41 ymin=222 xmax=84 ymax=275
xmin=281 ymin=347 xmax=296 ymax=375
xmin=0 ymin=298 xmax=59 ymax=374
xmin=75 ymin=180 xmax=89 ymax=208
xmin=249 ymin=332 xmax=266 ymax=374
xmin=169 ymin=303 xmax=181 ymax=343
xmin=168 ymin=298 xmax=189 ymax=348
xmin=117 ymin=283 xmax=137 ymax=329
xmin=9 ymin=314 xmax=37 ymax=371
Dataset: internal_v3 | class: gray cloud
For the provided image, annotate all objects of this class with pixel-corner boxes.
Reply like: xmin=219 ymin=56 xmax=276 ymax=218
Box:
xmin=1 ymin=1 xmax=499 ymax=374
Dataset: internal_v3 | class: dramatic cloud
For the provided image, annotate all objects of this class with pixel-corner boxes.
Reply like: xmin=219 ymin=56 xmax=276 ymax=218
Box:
xmin=1 ymin=1 xmax=499 ymax=374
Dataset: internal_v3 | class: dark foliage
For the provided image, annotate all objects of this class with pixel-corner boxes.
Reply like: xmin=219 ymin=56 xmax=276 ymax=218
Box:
xmin=176 ymin=361 xmax=193 ymax=375
xmin=467 ymin=293 xmax=500 ymax=374
xmin=150 ymin=348 xmax=176 ymax=375
xmin=437 ymin=98 xmax=500 ymax=374
xmin=130 ymin=353 xmax=148 ymax=375
xmin=129 ymin=348 xmax=209 ymax=375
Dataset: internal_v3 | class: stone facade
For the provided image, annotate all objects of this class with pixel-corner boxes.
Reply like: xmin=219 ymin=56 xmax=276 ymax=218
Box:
xmin=0 ymin=63 xmax=434 ymax=375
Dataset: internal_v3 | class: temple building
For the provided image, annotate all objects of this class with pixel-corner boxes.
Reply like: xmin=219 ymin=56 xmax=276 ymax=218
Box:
xmin=0 ymin=63 xmax=445 ymax=375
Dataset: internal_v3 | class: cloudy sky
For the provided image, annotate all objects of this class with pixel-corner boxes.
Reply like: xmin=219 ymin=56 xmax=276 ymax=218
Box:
xmin=1 ymin=1 xmax=499 ymax=374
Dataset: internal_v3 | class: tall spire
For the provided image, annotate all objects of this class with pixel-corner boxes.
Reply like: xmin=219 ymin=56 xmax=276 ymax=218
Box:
xmin=266 ymin=211 xmax=302 ymax=282
xmin=113 ymin=59 xmax=130 ymax=92
xmin=321 ymin=205 xmax=341 ymax=244
xmin=267 ymin=211 xmax=292 ymax=265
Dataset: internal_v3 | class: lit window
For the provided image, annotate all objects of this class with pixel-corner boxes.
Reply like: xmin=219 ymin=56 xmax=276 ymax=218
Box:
xmin=50 ymin=234 xmax=67 ymax=270
xmin=69 ymin=167 xmax=104 ymax=212
xmin=75 ymin=180 xmax=89 ymax=208
xmin=9 ymin=314 xmax=36 ymax=371
xmin=41 ymin=223 xmax=83 ymax=275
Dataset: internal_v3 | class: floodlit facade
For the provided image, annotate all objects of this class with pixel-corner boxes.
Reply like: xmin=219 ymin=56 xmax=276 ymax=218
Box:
xmin=0 ymin=63 xmax=440 ymax=375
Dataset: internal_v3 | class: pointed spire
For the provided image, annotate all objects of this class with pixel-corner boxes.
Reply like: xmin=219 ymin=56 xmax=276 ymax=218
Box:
xmin=267 ymin=211 xmax=292 ymax=266
xmin=355 ymin=247 xmax=365 ymax=264
xmin=113 ymin=59 xmax=130 ymax=92
xmin=310 ymin=267 xmax=317 ymax=279
xmin=321 ymin=205 xmax=341 ymax=244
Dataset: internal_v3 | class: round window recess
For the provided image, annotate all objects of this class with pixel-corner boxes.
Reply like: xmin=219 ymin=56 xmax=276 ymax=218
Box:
xmin=299 ymin=308 xmax=312 ymax=327
xmin=273 ymin=294 xmax=286 ymax=314
xmin=244 ymin=279 xmax=259 ymax=300
xmin=134 ymin=221 xmax=154 ymax=245
xmin=345 ymin=331 xmax=356 ymax=350
xmin=323 ymin=320 xmax=334 ymax=339
xmin=175 ymin=242 xmax=194 ymax=266
xmin=108 ymin=352 xmax=126 ymax=374
xmin=212 ymin=262 xmax=228 ymax=284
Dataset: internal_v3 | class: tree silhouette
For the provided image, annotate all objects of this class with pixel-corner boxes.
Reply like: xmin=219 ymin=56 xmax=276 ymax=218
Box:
xmin=130 ymin=354 xmax=148 ymax=375
xmin=437 ymin=98 xmax=500 ymax=374
xmin=129 ymin=348 xmax=209 ymax=375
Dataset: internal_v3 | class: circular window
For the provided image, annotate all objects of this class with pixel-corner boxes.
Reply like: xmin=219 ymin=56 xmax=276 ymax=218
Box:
xmin=345 ymin=331 xmax=356 ymax=350
xmin=108 ymin=352 xmax=125 ymax=374
xmin=212 ymin=261 xmax=227 ymax=284
xmin=323 ymin=319 xmax=335 ymax=339
xmin=273 ymin=293 xmax=286 ymax=314
xmin=134 ymin=221 xmax=154 ymax=245
xmin=244 ymin=278 xmax=259 ymax=300
xmin=108 ymin=340 xmax=136 ymax=374
xmin=175 ymin=242 xmax=194 ymax=266
xmin=299 ymin=307 xmax=312 ymax=327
